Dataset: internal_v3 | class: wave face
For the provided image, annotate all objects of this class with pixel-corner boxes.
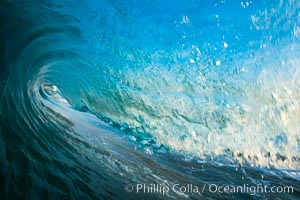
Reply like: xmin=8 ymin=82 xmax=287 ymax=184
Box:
xmin=0 ymin=0 xmax=300 ymax=199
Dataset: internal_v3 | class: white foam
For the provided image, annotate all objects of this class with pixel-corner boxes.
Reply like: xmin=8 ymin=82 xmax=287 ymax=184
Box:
xmin=97 ymin=42 xmax=300 ymax=169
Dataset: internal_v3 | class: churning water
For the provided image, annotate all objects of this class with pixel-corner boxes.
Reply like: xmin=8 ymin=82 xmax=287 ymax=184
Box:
xmin=0 ymin=0 xmax=299 ymax=199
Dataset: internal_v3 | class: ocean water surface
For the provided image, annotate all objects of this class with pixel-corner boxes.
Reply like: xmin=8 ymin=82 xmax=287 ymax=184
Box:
xmin=0 ymin=0 xmax=300 ymax=199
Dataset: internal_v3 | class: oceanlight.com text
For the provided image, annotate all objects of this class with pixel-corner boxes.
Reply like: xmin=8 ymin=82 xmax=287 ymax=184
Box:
xmin=124 ymin=182 xmax=294 ymax=196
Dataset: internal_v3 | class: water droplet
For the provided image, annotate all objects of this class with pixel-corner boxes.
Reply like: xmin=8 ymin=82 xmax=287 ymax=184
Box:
xmin=223 ymin=42 xmax=228 ymax=48
xmin=215 ymin=60 xmax=221 ymax=66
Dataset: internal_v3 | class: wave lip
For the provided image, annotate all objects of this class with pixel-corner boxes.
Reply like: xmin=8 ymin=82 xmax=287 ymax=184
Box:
xmin=1 ymin=0 xmax=299 ymax=171
xmin=0 ymin=0 xmax=300 ymax=199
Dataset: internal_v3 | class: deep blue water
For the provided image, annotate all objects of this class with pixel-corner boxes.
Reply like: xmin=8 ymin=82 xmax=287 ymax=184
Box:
xmin=0 ymin=0 xmax=300 ymax=199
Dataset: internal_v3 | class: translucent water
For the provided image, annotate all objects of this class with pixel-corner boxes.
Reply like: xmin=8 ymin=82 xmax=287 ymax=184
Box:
xmin=0 ymin=0 xmax=299 ymax=199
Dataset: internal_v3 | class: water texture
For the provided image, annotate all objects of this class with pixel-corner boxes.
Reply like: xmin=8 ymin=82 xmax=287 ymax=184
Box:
xmin=0 ymin=0 xmax=300 ymax=199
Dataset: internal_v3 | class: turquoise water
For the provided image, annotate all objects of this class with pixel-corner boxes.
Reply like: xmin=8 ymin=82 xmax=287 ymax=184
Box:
xmin=0 ymin=0 xmax=299 ymax=199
